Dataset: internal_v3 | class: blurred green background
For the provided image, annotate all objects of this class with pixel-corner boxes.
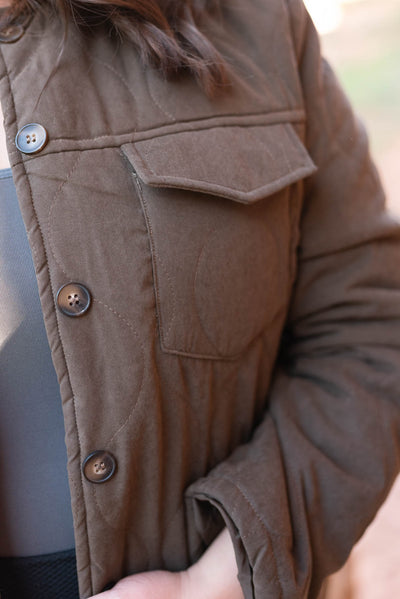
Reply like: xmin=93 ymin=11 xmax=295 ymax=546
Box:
xmin=307 ymin=0 xmax=400 ymax=212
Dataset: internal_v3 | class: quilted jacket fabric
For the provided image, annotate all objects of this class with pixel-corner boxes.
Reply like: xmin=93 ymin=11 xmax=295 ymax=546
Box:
xmin=1 ymin=0 xmax=400 ymax=597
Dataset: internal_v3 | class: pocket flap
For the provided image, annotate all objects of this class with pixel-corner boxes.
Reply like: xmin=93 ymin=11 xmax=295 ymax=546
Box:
xmin=122 ymin=123 xmax=317 ymax=204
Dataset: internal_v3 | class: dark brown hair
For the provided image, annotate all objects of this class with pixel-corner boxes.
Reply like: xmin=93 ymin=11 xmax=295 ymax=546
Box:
xmin=3 ymin=0 xmax=230 ymax=96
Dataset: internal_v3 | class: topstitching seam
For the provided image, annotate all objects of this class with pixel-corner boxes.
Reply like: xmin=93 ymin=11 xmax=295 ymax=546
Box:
xmin=93 ymin=297 xmax=146 ymax=447
xmin=47 ymin=153 xmax=83 ymax=278
xmin=33 ymin=108 xmax=307 ymax=146
xmin=144 ymin=68 xmax=176 ymax=122
xmin=219 ymin=474 xmax=284 ymax=598
xmin=1 ymin=57 xmax=93 ymax=596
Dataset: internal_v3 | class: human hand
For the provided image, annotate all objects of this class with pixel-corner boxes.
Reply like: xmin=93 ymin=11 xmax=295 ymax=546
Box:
xmin=89 ymin=569 xmax=188 ymax=599
xmin=89 ymin=527 xmax=245 ymax=599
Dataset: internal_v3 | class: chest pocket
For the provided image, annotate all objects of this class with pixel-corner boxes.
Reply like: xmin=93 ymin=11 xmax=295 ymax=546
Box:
xmin=122 ymin=122 xmax=316 ymax=360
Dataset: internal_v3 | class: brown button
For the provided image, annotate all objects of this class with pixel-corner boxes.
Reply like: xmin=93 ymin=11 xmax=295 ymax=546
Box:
xmin=56 ymin=282 xmax=91 ymax=317
xmin=0 ymin=13 xmax=32 ymax=43
xmin=15 ymin=123 xmax=48 ymax=154
xmin=83 ymin=451 xmax=116 ymax=483
xmin=0 ymin=23 xmax=24 ymax=43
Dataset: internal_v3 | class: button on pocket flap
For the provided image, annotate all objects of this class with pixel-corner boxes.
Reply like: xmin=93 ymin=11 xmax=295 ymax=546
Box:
xmin=122 ymin=122 xmax=317 ymax=204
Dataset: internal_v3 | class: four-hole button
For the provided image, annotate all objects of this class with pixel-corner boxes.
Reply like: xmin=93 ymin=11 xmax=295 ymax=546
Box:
xmin=0 ymin=24 xmax=25 ymax=43
xmin=56 ymin=282 xmax=91 ymax=317
xmin=15 ymin=123 xmax=48 ymax=154
xmin=83 ymin=451 xmax=116 ymax=484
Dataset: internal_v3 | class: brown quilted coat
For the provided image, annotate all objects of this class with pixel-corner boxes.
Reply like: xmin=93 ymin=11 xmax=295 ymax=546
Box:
xmin=1 ymin=0 xmax=400 ymax=597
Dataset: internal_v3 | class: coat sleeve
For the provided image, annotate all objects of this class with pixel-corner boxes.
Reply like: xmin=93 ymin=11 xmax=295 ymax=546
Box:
xmin=185 ymin=2 xmax=400 ymax=597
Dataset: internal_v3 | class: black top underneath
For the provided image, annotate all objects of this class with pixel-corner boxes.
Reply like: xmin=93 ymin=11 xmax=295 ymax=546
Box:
xmin=0 ymin=549 xmax=79 ymax=599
